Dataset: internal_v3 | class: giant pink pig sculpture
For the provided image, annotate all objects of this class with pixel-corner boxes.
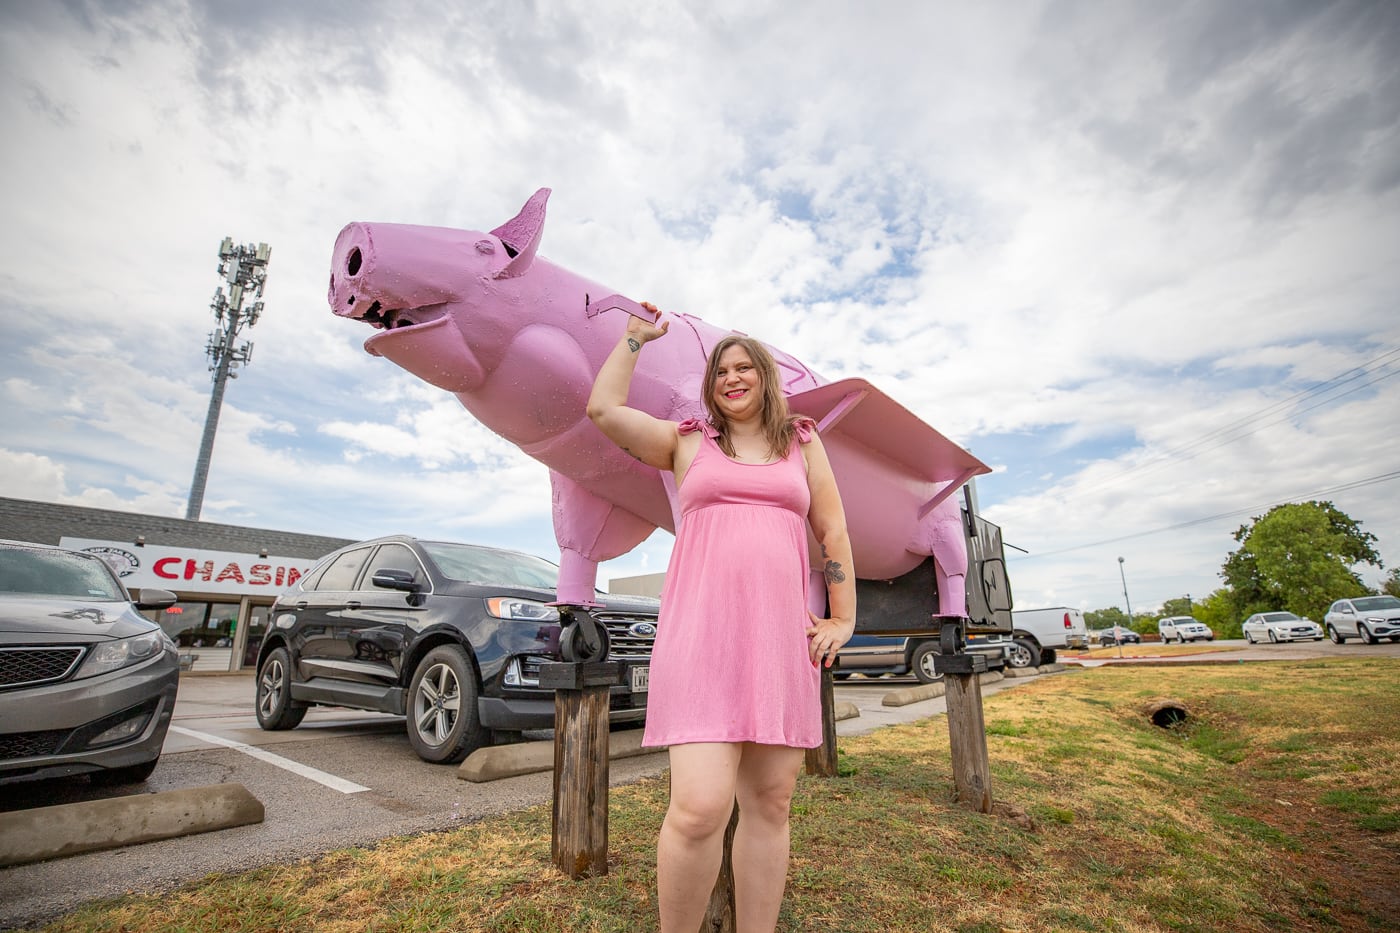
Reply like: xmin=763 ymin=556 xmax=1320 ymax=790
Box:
xmin=328 ymin=189 xmax=989 ymax=619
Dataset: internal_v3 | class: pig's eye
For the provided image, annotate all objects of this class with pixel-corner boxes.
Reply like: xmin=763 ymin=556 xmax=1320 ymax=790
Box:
xmin=475 ymin=239 xmax=496 ymax=255
xmin=346 ymin=247 xmax=363 ymax=276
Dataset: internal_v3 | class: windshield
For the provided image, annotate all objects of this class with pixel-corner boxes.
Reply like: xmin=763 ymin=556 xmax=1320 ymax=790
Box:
xmin=0 ymin=546 xmax=125 ymax=601
xmin=1352 ymin=596 xmax=1400 ymax=611
xmin=1262 ymin=612 xmax=1300 ymax=622
xmin=420 ymin=542 xmax=561 ymax=589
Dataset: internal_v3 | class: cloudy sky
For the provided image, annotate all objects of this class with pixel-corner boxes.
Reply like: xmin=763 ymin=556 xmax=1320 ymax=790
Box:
xmin=2 ymin=0 xmax=1397 ymax=614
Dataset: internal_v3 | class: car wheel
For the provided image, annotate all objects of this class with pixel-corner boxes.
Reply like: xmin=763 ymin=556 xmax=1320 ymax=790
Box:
xmin=256 ymin=647 xmax=307 ymax=731
xmin=407 ymin=645 xmax=485 ymax=764
xmin=89 ymin=756 xmax=160 ymax=786
xmin=1244 ymin=630 xmax=1253 ymax=644
xmin=833 ymin=672 xmax=852 ymax=681
xmin=1359 ymin=623 xmax=1378 ymax=645
xmin=1268 ymin=630 xmax=1278 ymax=644
xmin=1007 ymin=638 xmax=1041 ymax=669
xmin=1041 ymin=648 xmax=1058 ymax=664
xmin=910 ymin=642 xmax=944 ymax=685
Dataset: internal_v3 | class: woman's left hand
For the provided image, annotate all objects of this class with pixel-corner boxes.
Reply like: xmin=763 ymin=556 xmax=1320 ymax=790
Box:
xmin=806 ymin=611 xmax=856 ymax=668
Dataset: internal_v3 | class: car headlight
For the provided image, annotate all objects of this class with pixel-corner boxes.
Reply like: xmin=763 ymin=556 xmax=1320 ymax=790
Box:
xmin=485 ymin=597 xmax=561 ymax=622
xmin=75 ymin=630 xmax=174 ymax=679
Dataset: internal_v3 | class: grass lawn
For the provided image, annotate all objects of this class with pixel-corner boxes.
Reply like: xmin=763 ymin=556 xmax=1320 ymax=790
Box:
xmin=25 ymin=658 xmax=1400 ymax=932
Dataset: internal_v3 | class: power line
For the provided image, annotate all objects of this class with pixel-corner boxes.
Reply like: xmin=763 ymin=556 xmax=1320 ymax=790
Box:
xmin=1010 ymin=469 xmax=1400 ymax=561
xmin=1084 ymin=345 xmax=1400 ymax=492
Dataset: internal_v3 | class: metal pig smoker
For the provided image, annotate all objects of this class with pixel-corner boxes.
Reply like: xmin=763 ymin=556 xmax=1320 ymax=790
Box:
xmin=326 ymin=188 xmax=1005 ymax=635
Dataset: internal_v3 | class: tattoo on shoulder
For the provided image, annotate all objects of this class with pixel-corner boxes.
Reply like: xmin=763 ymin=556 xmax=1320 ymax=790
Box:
xmin=627 ymin=337 xmax=641 ymax=353
xmin=824 ymin=560 xmax=847 ymax=585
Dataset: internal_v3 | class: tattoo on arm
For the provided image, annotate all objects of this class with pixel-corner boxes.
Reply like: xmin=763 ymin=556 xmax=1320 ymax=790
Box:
xmin=824 ymin=560 xmax=846 ymax=585
xmin=627 ymin=337 xmax=641 ymax=353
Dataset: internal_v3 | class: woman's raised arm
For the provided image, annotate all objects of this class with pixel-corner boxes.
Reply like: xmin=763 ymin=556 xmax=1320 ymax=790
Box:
xmin=586 ymin=307 xmax=679 ymax=471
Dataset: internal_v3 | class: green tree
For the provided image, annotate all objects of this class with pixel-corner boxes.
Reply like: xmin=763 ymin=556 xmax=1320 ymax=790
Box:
xmin=1384 ymin=568 xmax=1400 ymax=599
xmin=1220 ymin=501 xmax=1381 ymax=623
xmin=1192 ymin=589 xmax=1240 ymax=638
xmin=1085 ymin=607 xmax=1127 ymax=630
xmin=1160 ymin=596 xmax=1196 ymax=619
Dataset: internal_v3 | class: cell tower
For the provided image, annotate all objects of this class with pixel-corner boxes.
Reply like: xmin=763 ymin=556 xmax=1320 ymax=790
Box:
xmin=185 ymin=237 xmax=271 ymax=521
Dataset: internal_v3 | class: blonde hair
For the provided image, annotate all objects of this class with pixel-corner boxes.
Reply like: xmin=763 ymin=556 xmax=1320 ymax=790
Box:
xmin=702 ymin=335 xmax=799 ymax=459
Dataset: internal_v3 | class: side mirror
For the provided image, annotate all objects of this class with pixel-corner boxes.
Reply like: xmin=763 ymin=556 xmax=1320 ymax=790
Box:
xmin=136 ymin=588 xmax=179 ymax=610
xmin=372 ymin=569 xmax=421 ymax=593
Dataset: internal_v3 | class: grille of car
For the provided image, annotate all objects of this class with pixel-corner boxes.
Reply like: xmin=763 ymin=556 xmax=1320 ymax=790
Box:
xmin=0 ymin=728 xmax=69 ymax=761
xmin=0 ymin=647 xmax=85 ymax=688
xmin=594 ymin=612 xmax=657 ymax=662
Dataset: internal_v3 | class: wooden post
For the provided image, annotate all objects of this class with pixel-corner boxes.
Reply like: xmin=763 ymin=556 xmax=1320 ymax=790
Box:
xmin=541 ymin=661 xmax=621 ymax=878
xmin=702 ymin=801 xmax=740 ymax=932
xmin=805 ymin=664 xmax=838 ymax=777
xmin=943 ymin=669 xmax=992 ymax=813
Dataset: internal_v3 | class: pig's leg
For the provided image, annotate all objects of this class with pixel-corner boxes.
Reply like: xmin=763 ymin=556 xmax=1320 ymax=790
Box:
xmin=913 ymin=495 xmax=968 ymax=618
xmin=551 ymin=470 xmax=657 ymax=605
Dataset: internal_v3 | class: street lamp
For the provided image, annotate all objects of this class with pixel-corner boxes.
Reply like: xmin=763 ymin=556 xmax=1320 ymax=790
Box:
xmin=1118 ymin=557 xmax=1134 ymax=658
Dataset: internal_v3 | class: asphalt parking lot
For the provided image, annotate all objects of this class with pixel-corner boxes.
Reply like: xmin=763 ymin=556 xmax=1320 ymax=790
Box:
xmin=2 ymin=638 xmax=1395 ymax=928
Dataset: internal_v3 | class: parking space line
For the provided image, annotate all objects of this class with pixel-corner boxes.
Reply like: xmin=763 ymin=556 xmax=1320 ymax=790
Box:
xmin=169 ymin=726 xmax=371 ymax=794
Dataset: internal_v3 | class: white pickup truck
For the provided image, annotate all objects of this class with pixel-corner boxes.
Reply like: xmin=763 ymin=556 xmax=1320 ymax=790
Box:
xmin=1004 ymin=607 xmax=1089 ymax=668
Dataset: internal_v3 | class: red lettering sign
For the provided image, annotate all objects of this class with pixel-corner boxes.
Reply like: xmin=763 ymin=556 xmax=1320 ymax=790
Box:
xmin=154 ymin=557 xmax=182 ymax=579
xmin=185 ymin=559 xmax=215 ymax=581
xmin=215 ymin=563 xmax=245 ymax=584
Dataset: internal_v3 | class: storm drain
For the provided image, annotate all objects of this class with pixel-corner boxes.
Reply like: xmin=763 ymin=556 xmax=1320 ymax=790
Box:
xmin=1145 ymin=698 xmax=1190 ymax=728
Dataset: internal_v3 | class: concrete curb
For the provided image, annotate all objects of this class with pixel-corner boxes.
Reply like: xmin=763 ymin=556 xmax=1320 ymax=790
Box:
xmin=1003 ymin=662 xmax=1066 ymax=678
xmin=881 ymin=681 xmax=946 ymax=707
xmin=0 ymin=783 xmax=264 ymax=868
xmin=458 ymin=729 xmax=664 ymax=783
xmin=880 ymin=668 xmax=1009 ymax=708
xmin=834 ymin=700 xmax=860 ymax=722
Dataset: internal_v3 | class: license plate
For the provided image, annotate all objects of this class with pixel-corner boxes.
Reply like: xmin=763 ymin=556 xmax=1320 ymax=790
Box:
xmin=630 ymin=665 xmax=649 ymax=693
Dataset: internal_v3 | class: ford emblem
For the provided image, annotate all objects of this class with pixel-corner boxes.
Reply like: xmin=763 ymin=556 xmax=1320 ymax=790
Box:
xmin=628 ymin=621 xmax=657 ymax=638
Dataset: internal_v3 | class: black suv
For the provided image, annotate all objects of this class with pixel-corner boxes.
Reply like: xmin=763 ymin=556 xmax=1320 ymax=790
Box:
xmin=254 ymin=535 xmax=660 ymax=763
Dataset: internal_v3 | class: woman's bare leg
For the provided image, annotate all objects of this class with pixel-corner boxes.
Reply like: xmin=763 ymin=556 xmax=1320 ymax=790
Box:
xmin=657 ymin=743 xmax=742 ymax=932
xmin=732 ymin=743 xmax=805 ymax=932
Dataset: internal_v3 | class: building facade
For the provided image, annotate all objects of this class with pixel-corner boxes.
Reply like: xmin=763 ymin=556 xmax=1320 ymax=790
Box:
xmin=1 ymin=497 xmax=353 ymax=673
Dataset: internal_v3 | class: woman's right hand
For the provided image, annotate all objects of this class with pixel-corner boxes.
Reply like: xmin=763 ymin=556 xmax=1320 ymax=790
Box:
xmin=627 ymin=302 xmax=670 ymax=345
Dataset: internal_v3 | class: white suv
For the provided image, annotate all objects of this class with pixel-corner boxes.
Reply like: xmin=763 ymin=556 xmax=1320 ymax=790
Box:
xmin=1157 ymin=616 xmax=1214 ymax=643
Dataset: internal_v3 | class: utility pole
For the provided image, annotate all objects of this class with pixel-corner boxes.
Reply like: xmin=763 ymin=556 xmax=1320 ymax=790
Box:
xmin=1118 ymin=556 xmax=1133 ymax=659
xmin=185 ymin=238 xmax=270 ymax=521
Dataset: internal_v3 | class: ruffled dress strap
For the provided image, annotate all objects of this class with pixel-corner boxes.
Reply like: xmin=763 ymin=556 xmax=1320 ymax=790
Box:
xmin=791 ymin=416 xmax=817 ymax=444
xmin=678 ymin=418 xmax=721 ymax=439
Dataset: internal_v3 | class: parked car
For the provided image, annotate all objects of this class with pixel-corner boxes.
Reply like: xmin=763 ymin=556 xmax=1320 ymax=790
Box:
xmin=1323 ymin=596 xmax=1400 ymax=644
xmin=254 ymin=535 xmax=661 ymax=764
xmin=835 ymin=632 xmax=1011 ymax=683
xmin=1097 ymin=626 xmax=1141 ymax=646
xmin=0 ymin=539 xmax=180 ymax=786
xmin=1006 ymin=607 xmax=1089 ymax=668
xmin=1242 ymin=611 xmax=1324 ymax=644
xmin=1157 ymin=616 xmax=1214 ymax=643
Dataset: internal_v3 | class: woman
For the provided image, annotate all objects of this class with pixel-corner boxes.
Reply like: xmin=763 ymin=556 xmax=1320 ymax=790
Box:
xmin=587 ymin=305 xmax=856 ymax=932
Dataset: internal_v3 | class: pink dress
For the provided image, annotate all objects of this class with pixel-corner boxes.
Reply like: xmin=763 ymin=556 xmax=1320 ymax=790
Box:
xmin=642 ymin=417 xmax=822 ymax=749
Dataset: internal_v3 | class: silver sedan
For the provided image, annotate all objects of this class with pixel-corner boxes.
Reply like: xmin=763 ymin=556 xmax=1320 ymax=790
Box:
xmin=1323 ymin=595 xmax=1400 ymax=644
xmin=1242 ymin=611 xmax=1324 ymax=644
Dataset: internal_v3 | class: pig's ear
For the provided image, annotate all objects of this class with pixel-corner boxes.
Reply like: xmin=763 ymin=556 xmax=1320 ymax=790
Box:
xmin=491 ymin=187 xmax=550 ymax=279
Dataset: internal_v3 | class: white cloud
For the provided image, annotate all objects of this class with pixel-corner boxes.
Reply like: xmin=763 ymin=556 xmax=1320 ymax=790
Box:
xmin=2 ymin=0 xmax=1397 ymax=613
